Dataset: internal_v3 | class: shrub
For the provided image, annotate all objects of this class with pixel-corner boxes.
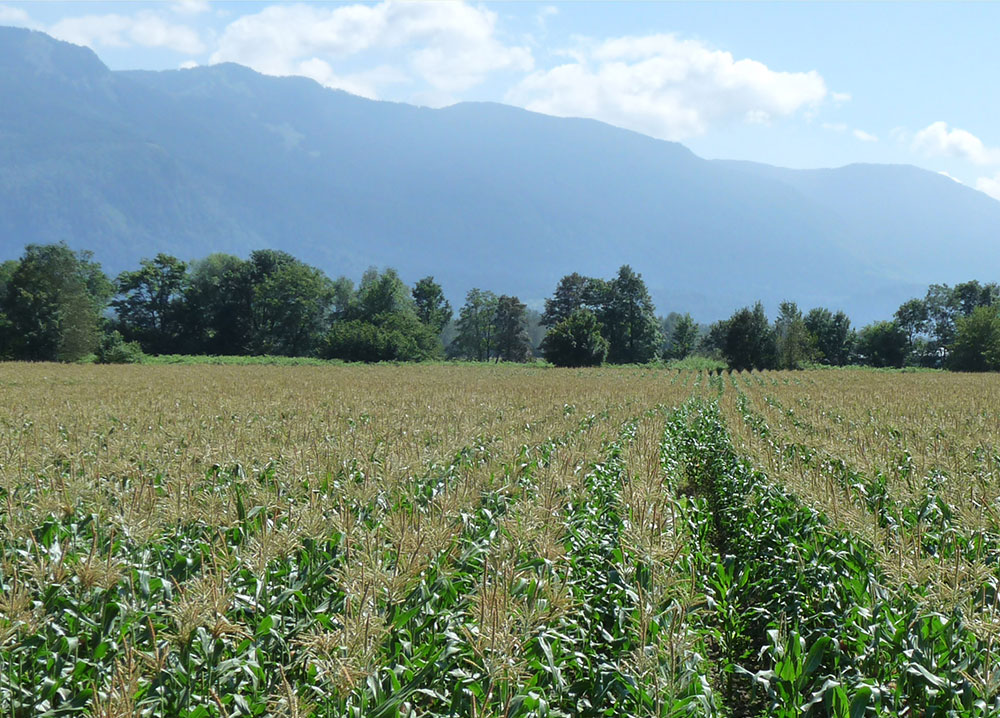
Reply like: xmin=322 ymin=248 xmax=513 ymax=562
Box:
xmin=541 ymin=309 xmax=608 ymax=367
xmin=96 ymin=330 xmax=145 ymax=364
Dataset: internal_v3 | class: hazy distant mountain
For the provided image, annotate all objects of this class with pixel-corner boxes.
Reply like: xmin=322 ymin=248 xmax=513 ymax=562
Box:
xmin=1 ymin=26 xmax=998 ymax=323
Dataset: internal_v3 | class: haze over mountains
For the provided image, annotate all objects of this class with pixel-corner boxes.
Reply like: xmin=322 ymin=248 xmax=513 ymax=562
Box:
xmin=1 ymin=26 xmax=998 ymax=323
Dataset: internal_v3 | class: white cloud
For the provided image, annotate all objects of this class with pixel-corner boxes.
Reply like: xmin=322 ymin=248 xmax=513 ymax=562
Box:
xmin=938 ymin=171 xmax=963 ymax=184
xmin=831 ymin=91 xmax=851 ymax=104
xmin=49 ymin=11 xmax=205 ymax=54
xmin=912 ymin=121 xmax=1000 ymax=165
xmin=171 ymin=0 xmax=211 ymax=16
xmin=976 ymin=174 xmax=1000 ymax=202
xmin=210 ymin=2 xmax=532 ymax=98
xmin=504 ymin=33 xmax=827 ymax=140
xmin=179 ymin=60 xmax=199 ymax=69
xmin=294 ymin=58 xmax=408 ymax=100
xmin=0 ymin=4 xmax=34 ymax=26
xmin=822 ymin=122 xmax=847 ymax=132
xmin=853 ymin=129 xmax=877 ymax=142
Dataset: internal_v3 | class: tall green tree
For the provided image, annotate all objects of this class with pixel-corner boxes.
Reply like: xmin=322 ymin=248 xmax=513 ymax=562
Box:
xmin=953 ymin=280 xmax=999 ymax=317
xmin=355 ymin=267 xmax=413 ymax=320
xmin=412 ymin=276 xmax=452 ymax=333
xmin=774 ymin=301 xmax=815 ymax=369
xmin=667 ymin=313 xmax=699 ymax=360
xmin=452 ymin=289 xmax=498 ymax=361
xmin=0 ymin=259 xmax=18 ymax=359
xmin=329 ymin=276 xmax=356 ymax=321
xmin=493 ymin=295 xmax=531 ymax=363
xmin=2 ymin=243 xmax=112 ymax=361
xmin=949 ymin=305 xmax=1000 ymax=372
xmin=699 ymin=319 xmax=730 ymax=359
xmin=248 ymin=251 xmax=335 ymax=355
xmin=894 ymin=298 xmax=929 ymax=350
xmin=112 ymin=254 xmax=189 ymax=354
xmin=542 ymin=273 xmax=603 ymax=327
xmin=804 ymin=307 xmax=853 ymax=366
xmin=599 ymin=265 xmax=662 ymax=364
xmin=722 ymin=302 xmax=776 ymax=371
xmin=184 ymin=253 xmax=250 ymax=355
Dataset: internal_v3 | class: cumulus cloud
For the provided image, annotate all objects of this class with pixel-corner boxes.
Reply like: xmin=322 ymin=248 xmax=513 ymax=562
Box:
xmin=210 ymin=1 xmax=532 ymax=98
xmin=976 ymin=174 xmax=1000 ymax=202
xmin=49 ymin=11 xmax=205 ymax=54
xmin=853 ymin=129 xmax=877 ymax=142
xmin=504 ymin=33 xmax=827 ymax=140
xmin=912 ymin=121 xmax=1000 ymax=165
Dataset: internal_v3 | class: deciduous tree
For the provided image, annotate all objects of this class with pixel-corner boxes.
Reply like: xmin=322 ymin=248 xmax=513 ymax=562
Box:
xmin=412 ymin=276 xmax=452 ymax=333
xmin=112 ymin=254 xmax=189 ymax=354
xmin=599 ymin=265 xmax=662 ymax=364
xmin=452 ymin=289 xmax=498 ymax=361
xmin=2 ymin=243 xmax=112 ymax=361
xmin=722 ymin=302 xmax=776 ymax=371
xmin=949 ymin=305 xmax=1000 ymax=372
xmin=493 ymin=295 xmax=531 ymax=363
xmin=541 ymin=308 xmax=608 ymax=367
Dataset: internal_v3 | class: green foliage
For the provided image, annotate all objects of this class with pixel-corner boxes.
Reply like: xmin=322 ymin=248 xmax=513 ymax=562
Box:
xmin=665 ymin=355 xmax=727 ymax=371
xmin=247 ymin=251 xmax=335 ymax=356
xmin=184 ymin=252 xmax=252 ymax=354
xmin=0 ymin=259 xmax=18 ymax=359
xmin=856 ymin=320 xmax=908 ymax=368
xmin=112 ymin=253 xmax=189 ymax=354
xmin=412 ymin=276 xmax=452 ymax=333
xmin=698 ymin=319 xmax=729 ymax=359
xmin=1 ymin=243 xmax=112 ymax=361
xmin=541 ymin=272 xmax=603 ymax=327
xmin=722 ymin=302 xmax=776 ymax=371
xmin=774 ymin=301 xmax=816 ymax=369
xmin=452 ymin=288 xmax=499 ymax=361
xmin=803 ymin=307 xmax=853 ymax=366
xmin=492 ymin=295 xmax=532 ymax=363
xmin=540 ymin=308 xmax=608 ymax=367
xmin=948 ymin=305 xmax=1000 ymax=371
xmin=321 ymin=313 xmax=439 ymax=363
xmin=182 ymin=251 xmax=335 ymax=356
xmin=894 ymin=297 xmax=929 ymax=348
xmin=910 ymin=281 xmax=999 ymax=362
xmin=599 ymin=265 xmax=662 ymax=364
xmin=665 ymin=312 xmax=700 ymax=360
xmin=355 ymin=266 xmax=412 ymax=320
xmin=95 ymin=330 xmax=145 ymax=364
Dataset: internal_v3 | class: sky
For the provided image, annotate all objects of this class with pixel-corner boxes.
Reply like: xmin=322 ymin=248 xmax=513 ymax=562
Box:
xmin=2 ymin=1 xmax=999 ymax=201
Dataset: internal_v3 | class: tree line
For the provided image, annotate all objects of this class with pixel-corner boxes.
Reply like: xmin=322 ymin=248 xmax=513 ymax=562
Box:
xmin=0 ymin=242 xmax=998 ymax=371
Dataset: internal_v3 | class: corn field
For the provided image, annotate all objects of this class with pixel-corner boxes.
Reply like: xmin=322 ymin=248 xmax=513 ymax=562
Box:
xmin=1 ymin=363 xmax=998 ymax=717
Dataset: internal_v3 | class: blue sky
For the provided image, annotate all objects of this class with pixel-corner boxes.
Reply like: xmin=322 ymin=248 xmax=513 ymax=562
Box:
xmin=3 ymin=1 xmax=999 ymax=199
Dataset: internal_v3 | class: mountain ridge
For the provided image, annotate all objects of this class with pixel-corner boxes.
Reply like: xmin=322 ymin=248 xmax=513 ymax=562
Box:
xmin=1 ymin=25 xmax=997 ymax=323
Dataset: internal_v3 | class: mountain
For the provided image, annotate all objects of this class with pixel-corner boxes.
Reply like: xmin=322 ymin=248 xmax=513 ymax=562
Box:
xmin=1 ymin=26 xmax=998 ymax=323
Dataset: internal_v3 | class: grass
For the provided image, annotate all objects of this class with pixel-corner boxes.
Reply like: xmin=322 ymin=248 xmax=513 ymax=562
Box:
xmin=0 ymin=364 xmax=997 ymax=716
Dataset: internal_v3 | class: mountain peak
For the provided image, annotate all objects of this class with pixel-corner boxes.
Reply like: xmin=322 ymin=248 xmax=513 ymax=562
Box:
xmin=0 ymin=26 xmax=109 ymax=86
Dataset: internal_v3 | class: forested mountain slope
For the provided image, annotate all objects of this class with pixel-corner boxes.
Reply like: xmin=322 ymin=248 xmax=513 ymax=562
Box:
xmin=2 ymin=26 xmax=998 ymax=321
